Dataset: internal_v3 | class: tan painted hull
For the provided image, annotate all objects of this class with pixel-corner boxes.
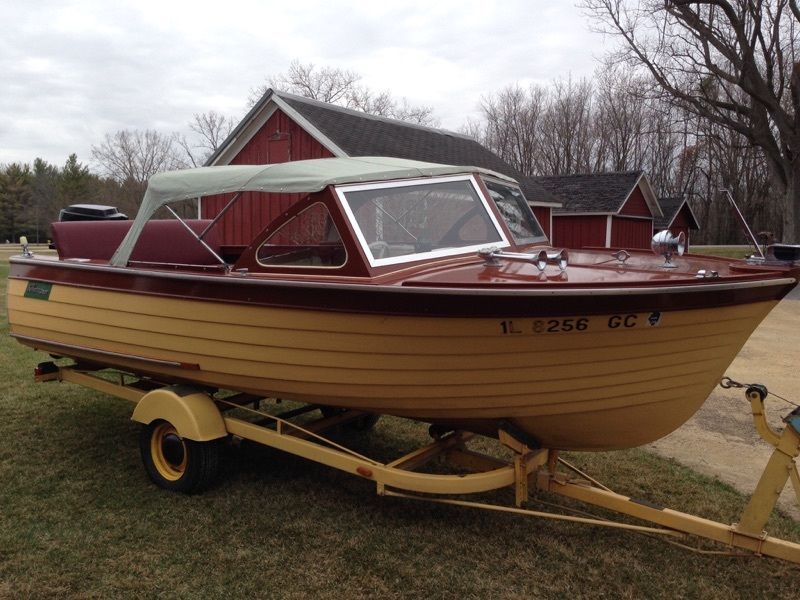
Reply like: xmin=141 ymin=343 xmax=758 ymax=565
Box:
xmin=7 ymin=279 xmax=777 ymax=450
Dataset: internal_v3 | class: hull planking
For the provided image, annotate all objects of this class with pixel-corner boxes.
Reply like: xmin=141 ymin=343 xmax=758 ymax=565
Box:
xmin=7 ymin=275 xmax=780 ymax=450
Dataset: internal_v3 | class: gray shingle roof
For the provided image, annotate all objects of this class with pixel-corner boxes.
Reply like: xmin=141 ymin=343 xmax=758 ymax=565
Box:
xmin=210 ymin=89 xmax=560 ymax=206
xmin=528 ymin=171 xmax=644 ymax=214
xmin=656 ymin=196 xmax=699 ymax=230
xmin=279 ymin=92 xmax=560 ymax=206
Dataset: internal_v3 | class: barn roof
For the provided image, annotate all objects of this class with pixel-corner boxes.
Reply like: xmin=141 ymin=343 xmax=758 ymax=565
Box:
xmin=655 ymin=196 xmax=700 ymax=230
xmin=207 ymin=89 xmax=561 ymax=208
xmin=527 ymin=171 xmax=662 ymax=217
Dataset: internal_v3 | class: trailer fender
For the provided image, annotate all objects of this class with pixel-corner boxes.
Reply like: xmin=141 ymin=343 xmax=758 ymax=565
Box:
xmin=131 ymin=387 xmax=227 ymax=442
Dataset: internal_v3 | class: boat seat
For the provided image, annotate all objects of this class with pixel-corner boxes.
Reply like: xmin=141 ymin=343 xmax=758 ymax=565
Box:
xmin=51 ymin=219 xmax=222 ymax=265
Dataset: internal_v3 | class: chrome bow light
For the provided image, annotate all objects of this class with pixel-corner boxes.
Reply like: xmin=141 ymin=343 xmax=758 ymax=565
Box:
xmin=651 ymin=230 xmax=685 ymax=268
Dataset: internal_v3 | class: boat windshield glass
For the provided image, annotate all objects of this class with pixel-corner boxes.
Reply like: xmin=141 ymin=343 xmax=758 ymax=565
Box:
xmin=336 ymin=175 xmax=509 ymax=267
xmin=484 ymin=179 xmax=547 ymax=245
xmin=257 ymin=202 xmax=347 ymax=268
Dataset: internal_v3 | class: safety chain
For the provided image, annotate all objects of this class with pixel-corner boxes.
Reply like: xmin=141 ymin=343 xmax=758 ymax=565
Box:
xmin=720 ymin=376 xmax=800 ymax=408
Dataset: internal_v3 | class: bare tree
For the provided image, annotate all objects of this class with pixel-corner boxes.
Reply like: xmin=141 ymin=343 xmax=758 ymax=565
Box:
xmin=539 ymin=77 xmax=596 ymax=175
xmin=480 ymin=79 xmax=598 ymax=176
xmin=475 ymin=84 xmax=547 ymax=176
xmin=91 ymin=129 xmax=185 ymax=187
xmin=178 ymin=111 xmax=236 ymax=167
xmin=583 ymin=0 xmax=800 ymax=241
xmin=594 ymin=70 xmax=651 ymax=172
xmin=190 ymin=111 xmax=235 ymax=154
xmin=265 ymin=60 xmax=362 ymax=105
xmin=252 ymin=60 xmax=439 ymax=126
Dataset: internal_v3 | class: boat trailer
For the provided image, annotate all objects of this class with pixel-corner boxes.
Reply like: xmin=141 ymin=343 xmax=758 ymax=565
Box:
xmin=36 ymin=362 xmax=800 ymax=564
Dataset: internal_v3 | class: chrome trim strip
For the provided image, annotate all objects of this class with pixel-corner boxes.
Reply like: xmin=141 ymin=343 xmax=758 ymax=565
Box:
xmin=8 ymin=256 xmax=797 ymax=297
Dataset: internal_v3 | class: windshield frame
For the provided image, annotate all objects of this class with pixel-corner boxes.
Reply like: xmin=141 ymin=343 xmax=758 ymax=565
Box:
xmin=335 ymin=174 xmax=511 ymax=268
xmin=482 ymin=177 xmax=548 ymax=247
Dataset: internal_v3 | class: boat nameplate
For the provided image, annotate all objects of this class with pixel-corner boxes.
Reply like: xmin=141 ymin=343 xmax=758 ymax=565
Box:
xmin=23 ymin=280 xmax=52 ymax=301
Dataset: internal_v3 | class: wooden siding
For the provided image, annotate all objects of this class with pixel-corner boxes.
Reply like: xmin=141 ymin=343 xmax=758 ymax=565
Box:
xmin=531 ymin=206 xmax=551 ymax=240
xmin=618 ymin=186 xmax=651 ymax=218
xmin=659 ymin=205 xmax=695 ymax=251
xmin=551 ymin=215 xmax=607 ymax=248
xmin=670 ymin=225 xmax=690 ymax=250
xmin=202 ymin=109 xmax=335 ymax=245
xmin=611 ymin=216 xmax=652 ymax=249
xmin=670 ymin=207 xmax=693 ymax=250
xmin=670 ymin=205 xmax=693 ymax=229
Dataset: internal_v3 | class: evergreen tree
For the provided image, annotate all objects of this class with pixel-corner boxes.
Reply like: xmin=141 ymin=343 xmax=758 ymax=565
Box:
xmin=0 ymin=163 xmax=33 ymax=243
xmin=59 ymin=153 xmax=94 ymax=205
xmin=30 ymin=158 xmax=60 ymax=243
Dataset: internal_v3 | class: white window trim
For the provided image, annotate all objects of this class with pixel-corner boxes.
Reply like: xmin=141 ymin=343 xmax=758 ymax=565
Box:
xmin=335 ymin=174 xmax=511 ymax=268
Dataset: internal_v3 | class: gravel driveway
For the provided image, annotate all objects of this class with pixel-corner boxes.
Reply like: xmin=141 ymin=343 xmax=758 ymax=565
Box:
xmin=649 ymin=288 xmax=800 ymax=518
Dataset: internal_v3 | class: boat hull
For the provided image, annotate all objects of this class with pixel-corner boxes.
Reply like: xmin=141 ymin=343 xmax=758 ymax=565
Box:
xmin=7 ymin=275 xmax=780 ymax=451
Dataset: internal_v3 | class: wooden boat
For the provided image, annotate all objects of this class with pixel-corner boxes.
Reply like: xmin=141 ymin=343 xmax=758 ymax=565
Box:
xmin=7 ymin=157 xmax=800 ymax=451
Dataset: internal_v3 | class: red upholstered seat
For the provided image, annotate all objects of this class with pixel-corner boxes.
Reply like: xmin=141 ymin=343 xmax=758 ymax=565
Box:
xmin=51 ymin=220 xmax=222 ymax=265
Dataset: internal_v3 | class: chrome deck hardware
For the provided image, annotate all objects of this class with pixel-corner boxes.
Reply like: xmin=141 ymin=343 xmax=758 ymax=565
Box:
xmin=651 ymin=230 xmax=685 ymax=268
xmin=479 ymin=247 xmax=569 ymax=272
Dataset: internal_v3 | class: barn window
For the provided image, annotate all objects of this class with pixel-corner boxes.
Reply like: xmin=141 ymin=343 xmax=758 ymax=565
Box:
xmin=256 ymin=202 xmax=346 ymax=268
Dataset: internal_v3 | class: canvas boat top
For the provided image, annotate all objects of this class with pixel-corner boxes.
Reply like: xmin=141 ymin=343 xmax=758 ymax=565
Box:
xmin=109 ymin=157 xmax=513 ymax=267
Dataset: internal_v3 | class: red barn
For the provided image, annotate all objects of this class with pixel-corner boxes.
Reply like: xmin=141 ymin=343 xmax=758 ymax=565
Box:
xmin=203 ymin=89 xmax=561 ymax=245
xmin=526 ymin=171 xmax=663 ymax=250
xmin=655 ymin=196 xmax=700 ymax=251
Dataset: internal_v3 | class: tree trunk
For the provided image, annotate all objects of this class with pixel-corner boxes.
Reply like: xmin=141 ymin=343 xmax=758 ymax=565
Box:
xmin=784 ymin=166 xmax=800 ymax=244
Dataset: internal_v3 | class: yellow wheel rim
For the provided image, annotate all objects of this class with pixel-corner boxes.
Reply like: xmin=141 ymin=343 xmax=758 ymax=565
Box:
xmin=150 ymin=422 xmax=188 ymax=481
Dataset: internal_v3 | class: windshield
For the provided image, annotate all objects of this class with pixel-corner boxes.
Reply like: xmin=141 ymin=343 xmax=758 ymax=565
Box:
xmin=484 ymin=179 xmax=547 ymax=245
xmin=337 ymin=175 xmax=509 ymax=267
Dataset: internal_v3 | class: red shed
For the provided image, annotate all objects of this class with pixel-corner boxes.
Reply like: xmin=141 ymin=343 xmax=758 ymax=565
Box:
xmin=655 ymin=196 xmax=700 ymax=251
xmin=203 ymin=89 xmax=560 ymax=245
xmin=526 ymin=171 xmax=662 ymax=250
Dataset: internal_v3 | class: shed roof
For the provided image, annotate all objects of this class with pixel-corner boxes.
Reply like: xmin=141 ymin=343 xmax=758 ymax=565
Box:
xmin=207 ymin=89 xmax=561 ymax=208
xmin=655 ymin=196 xmax=700 ymax=230
xmin=527 ymin=171 xmax=662 ymax=217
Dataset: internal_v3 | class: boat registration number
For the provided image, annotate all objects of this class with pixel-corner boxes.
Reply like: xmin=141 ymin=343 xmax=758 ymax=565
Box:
xmin=499 ymin=312 xmax=662 ymax=335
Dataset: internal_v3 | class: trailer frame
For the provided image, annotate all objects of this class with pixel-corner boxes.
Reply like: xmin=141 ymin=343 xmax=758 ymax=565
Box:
xmin=35 ymin=362 xmax=800 ymax=564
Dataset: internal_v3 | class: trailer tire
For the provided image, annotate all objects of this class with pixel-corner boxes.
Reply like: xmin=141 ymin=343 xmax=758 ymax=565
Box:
xmin=139 ymin=420 xmax=221 ymax=494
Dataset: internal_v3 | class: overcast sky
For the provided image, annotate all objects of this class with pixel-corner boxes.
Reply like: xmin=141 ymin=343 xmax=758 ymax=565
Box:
xmin=1 ymin=0 xmax=607 ymax=168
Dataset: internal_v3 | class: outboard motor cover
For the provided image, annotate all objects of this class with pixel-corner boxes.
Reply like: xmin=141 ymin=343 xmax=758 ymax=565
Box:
xmin=58 ymin=204 xmax=128 ymax=222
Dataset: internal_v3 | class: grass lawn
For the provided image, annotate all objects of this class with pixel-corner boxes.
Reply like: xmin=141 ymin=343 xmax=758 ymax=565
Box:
xmin=691 ymin=245 xmax=756 ymax=259
xmin=2 ymin=259 xmax=800 ymax=599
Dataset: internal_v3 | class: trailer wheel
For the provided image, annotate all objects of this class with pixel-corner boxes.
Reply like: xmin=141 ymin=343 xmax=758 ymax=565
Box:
xmin=139 ymin=420 xmax=221 ymax=494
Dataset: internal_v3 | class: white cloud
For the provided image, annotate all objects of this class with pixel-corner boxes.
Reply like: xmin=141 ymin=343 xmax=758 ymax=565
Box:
xmin=0 ymin=0 xmax=604 ymax=166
